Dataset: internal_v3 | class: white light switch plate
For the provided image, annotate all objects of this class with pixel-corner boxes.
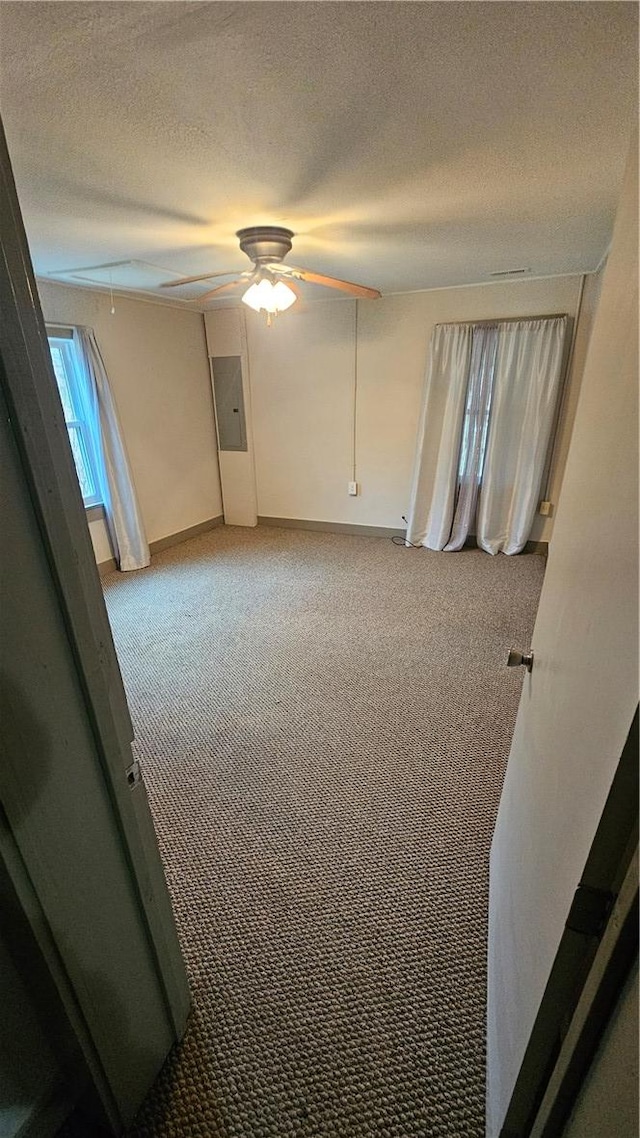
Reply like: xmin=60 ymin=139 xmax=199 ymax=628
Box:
xmin=348 ymin=481 xmax=358 ymax=496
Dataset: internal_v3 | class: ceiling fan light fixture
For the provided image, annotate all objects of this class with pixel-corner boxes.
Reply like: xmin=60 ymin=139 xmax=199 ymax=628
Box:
xmin=162 ymin=223 xmax=380 ymax=305
xmin=242 ymin=278 xmax=297 ymax=318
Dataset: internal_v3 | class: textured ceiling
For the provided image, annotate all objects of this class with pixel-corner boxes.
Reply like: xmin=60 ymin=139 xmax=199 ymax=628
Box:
xmin=0 ymin=1 xmax=637 ymax=307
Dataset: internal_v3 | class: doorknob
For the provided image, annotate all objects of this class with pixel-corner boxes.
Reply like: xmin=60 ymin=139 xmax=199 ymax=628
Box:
xmin=507 ymin=648 xmax=534 ymax=672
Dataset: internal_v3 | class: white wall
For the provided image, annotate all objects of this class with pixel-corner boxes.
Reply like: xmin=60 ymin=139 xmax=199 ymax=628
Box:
xmin=237 ymin=274 xmax=589 ymax=540
xmin=38 ymin=282 xmax=223 ymax=561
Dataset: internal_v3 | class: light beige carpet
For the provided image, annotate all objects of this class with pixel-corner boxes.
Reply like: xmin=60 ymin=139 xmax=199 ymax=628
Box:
xmin=102 ymin=525 xmax=544 ymax=1137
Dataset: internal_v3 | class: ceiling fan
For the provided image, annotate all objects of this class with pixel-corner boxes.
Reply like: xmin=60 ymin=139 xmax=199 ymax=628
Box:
xmin=161 ymin=226 xmax=381 ymax=322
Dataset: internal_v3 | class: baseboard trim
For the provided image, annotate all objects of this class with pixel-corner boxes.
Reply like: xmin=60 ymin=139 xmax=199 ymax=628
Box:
xmin=257 ymin=518 xmax=548 ymax=555
xmin=97 ymin=517 xmax=546 ymax=570
xmin=97 ymin=557 xmax=117 ymax=578
xmin=257 ymin=516 xmax=406 ymax=539
xmin=97 ymin=515 xmax=224 ymax=575
xmin=149 ymin=514 xmax=224 ymax=555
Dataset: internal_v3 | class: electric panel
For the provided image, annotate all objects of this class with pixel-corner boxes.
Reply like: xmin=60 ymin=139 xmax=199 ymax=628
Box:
xmin=211 ymin=356 xmax=247 ymax=452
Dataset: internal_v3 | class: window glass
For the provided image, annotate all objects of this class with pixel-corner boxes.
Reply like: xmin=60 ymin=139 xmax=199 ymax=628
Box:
xmin=49 ymin=343 xmax=75 ymax=419
xmin=47 ymin=333 xmax=101 ymax=507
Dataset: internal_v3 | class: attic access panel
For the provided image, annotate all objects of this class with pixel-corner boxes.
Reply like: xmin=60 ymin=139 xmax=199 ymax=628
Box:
xmin=48 ymin=260 xmax=211 ymax=301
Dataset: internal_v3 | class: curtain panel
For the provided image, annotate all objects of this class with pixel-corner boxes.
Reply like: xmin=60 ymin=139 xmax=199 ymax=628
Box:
xmin=477 ymin=318 xmax=567 ymax=554
xmin=406 ymin=316 xmax=567 ymax=555
xmin=405 ymin=322 xmax=474 ymax=549
xmin=73 ymin=327 xmax=150 ymax=571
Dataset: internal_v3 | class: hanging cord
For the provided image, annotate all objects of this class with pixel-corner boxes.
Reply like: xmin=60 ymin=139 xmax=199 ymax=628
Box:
xmin=392 ymin=536 xmax=424 ymax=546
xmin=351 ymin=299 xmax=359 ymax=483
xmin=391 ymin=516 xmax=423 ymax=547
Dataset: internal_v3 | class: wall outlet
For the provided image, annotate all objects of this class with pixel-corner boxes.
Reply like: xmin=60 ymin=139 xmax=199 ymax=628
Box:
xmin=348 ymin=481 xmax=358 ymax=496
xmin=538 ymin=500 xmax=553 ymax=516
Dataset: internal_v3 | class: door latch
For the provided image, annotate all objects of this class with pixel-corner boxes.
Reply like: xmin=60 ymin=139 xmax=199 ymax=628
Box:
xmin=125 ymin=759 xmax=143 ymax=789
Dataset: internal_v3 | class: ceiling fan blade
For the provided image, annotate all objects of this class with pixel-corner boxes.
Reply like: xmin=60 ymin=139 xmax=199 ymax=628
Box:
xmin=284 ymin=265 xmax=381 ymax=300
xmin=161 ymin=269 xmax=243 ymax=288
xmin=197 ymin=279 xmax=245 ymax=302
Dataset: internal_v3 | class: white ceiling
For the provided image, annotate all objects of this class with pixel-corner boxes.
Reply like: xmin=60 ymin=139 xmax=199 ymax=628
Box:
xmin=0 ymin=2 xmax=637 ymax=307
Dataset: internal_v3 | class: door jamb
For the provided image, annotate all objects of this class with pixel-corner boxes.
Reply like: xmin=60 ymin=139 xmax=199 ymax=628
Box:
xmin=498 ymin=710 xmax=639 ymax=1137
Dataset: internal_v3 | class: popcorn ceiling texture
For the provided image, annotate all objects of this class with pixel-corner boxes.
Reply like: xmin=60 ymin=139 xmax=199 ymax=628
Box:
xmin=0 ymin=2 xmax=636 ymax=298
xmin=98 ymin=526 xmax=544 ymax=1136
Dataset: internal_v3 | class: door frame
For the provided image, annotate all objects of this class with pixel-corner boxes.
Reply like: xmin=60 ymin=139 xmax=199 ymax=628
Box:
xmin=0 ymin=118 xmax=190 ymax=1128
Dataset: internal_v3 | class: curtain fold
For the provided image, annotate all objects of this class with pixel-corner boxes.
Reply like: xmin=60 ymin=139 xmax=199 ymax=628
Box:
xmin=73 ymin=327 xmax=150 ymax=571
xmin=477 ymin=317 xmax=567 ymax=555
xmin=405 ymin=323 xmax=473 ymax=548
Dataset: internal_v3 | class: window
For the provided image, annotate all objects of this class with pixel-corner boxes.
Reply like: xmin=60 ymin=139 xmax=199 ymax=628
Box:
xmin=456 ymin=325 xmax=498 ymax=489
xmin=47 ymin=330 xmax=101 ymax=507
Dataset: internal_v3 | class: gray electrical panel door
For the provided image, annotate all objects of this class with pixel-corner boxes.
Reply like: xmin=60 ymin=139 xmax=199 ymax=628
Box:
xmin=211 ymin=355 xmax=247 ymax=451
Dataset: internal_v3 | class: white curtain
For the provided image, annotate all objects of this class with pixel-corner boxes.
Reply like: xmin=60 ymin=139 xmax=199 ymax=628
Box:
xmin=73 ymin=327 xmax=150 ymax=571
xmin=406 ymin=316 xmax=567 ymax=555
xmin=405 ymin=322 xmax=473 ymax=548
xmin=477 ymin=317 xmax=567 ymax=555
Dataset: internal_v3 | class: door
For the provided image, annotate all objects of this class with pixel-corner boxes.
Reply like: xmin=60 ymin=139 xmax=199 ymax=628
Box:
xmin=486 ymin=133 xmax=638 ymax=1136
xmin=0 ymin=123 xmax=190 ymax=1132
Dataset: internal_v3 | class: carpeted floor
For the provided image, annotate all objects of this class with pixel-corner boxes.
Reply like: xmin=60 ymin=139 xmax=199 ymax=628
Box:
xmin=101 ymin=525 xmax=544 ymax=1138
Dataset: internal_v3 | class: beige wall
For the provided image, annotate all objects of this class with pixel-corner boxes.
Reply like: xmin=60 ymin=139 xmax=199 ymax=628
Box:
xmin=38 ymin=282 xmax=223 ymax=561
xmin=532 ymin=265 xmax=604 ymax=542
xmin=235 ymin=274 xmax=589 ymax=541
xmin=41 ymin=272 xmax=599 ymax=559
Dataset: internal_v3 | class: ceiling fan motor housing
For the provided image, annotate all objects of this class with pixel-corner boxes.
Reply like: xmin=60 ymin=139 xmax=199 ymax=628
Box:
xmin=236 ymin=226 xmax=294 ymax=264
